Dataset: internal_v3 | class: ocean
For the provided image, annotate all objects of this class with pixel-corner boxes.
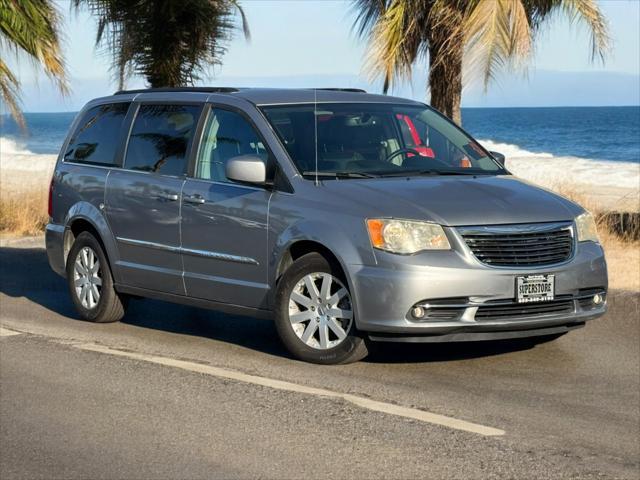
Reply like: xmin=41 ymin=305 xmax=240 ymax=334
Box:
xmin=463 ymin=106 xmax=640 ymax=164
xmin=2 ymin=106 xmax=638 ymax=161
xmin=1 ymin=106 xmax=639 ymax=193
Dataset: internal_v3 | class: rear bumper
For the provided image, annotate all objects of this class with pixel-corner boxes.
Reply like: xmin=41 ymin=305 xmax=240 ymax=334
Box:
xmin=347 ymin=241 xmax=608 ymax=339
xmin=45 ymin=223 xmax=66 ymax=277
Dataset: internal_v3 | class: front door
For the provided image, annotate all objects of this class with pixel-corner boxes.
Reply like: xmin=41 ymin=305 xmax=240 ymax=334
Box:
xmin=181 ymin=107 xmax=272 ymax=308
xmin=106 ymin=103 xmax=202 ymax=294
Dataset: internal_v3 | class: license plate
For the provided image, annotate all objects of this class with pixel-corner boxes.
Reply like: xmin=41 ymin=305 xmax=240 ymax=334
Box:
xmin=516 ymin=274 xmax=555 ymax=303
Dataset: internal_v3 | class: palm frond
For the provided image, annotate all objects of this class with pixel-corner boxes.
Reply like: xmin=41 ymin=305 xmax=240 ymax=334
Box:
xmin=351 ymin=0 xmax=388 ymax=39
xmin=557 ymin=0 xmax=610 ymax=62
xmin=463 ymin=0 xmax=532 ymax=88
xmin=423 ymin=0 xmax=465 ymax=69
xmin=0 ymin=58 xmax=24 ymax=129
xmin=229 ymin=0 xmax=251 ymax=42
xmin=0 ymin=0 xmax=68 ymax=93
xmin=74 ymin=0 xmax=250 ymax=88
xmin=0 ymin=0 xmax=68 ymax=127
xmin=358 ymin=0 xmax=427 ymax=93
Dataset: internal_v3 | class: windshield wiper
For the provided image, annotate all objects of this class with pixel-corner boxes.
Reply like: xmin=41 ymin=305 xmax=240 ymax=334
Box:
xmin=301 ymin=171 xmax=379 ymax=179
xmin=418 ymin=169 xmax=478 ymax=176
xmin=379 ymin=169 xmax=481 ymax=177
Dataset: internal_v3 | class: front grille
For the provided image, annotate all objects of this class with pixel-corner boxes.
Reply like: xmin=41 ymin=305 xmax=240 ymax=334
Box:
xmin=475 ymin=297 xmax=575 ymax=320
xmin=459 ymin=222 xmax=574 ymax=267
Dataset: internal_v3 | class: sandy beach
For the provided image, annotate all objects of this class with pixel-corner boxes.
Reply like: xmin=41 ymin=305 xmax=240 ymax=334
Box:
xmin=1 ymin=149 xmax=638 ymax=214
xmin=0 ymin=153 xmax=57 ymax=197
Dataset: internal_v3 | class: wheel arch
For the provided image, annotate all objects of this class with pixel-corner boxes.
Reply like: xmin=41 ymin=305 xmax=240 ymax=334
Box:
xmin=269 ymin=215 xmax=374 ymax=310
xmin=63 ymin=202 xmax=120 ymax=281
xmin=271 ymin=238 xmax=360 ymax=318
xmin=64 ymin=218 xmax=103 ymax=262
xmin=275 ymin=240 xmax=347 ymax=286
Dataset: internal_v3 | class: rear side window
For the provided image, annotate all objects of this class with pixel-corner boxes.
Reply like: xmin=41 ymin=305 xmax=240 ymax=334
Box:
xmin=64 ymin=102 xmax=130 ymax=165
xmin=124 ymin=104 xmax=201 ymax=176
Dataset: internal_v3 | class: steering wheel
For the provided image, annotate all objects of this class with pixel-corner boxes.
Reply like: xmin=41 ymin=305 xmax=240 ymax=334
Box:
xmin=383 ymin=148 xmax=424 ymax=164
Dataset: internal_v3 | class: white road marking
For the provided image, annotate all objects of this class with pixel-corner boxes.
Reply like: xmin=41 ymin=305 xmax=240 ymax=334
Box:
xmin=76 ymin=342 xmax=505 ymax=437
xmin=0 ymin=327 xmax=23 ymax=337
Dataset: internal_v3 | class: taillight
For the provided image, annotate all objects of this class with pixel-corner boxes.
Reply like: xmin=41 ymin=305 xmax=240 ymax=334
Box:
xmin=48 ymin=176 xmax=54 ymax=218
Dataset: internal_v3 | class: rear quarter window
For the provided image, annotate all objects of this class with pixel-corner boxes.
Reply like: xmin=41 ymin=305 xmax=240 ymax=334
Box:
xmin=64 ymin=102 xmax=130 ymax=166
xmin=124 ymin=104 xmax=202 ymax=177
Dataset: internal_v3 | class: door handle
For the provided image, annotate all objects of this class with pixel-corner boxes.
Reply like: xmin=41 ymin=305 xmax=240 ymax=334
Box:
xmin=184 ymin=195 xmax=205 ymax=205
xmin=158 ymin=192 xmax=179 ymax=201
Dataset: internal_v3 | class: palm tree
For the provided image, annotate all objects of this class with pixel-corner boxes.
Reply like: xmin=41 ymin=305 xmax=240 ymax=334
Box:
xmin=73 ymin=0 xmax=250 ymax=89
xmin=0 ymin=0 xmax=68 ymax=129
xmin=352 ymin=0 xmax=610 ymax=125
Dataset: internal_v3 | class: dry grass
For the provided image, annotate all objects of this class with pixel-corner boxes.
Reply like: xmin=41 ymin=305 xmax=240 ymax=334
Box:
xmin=555 ymin=185 xmax=640 ymax=292
xmin=0 ymin=188 xmax=49 ymax=237
xmin=1 ymin=182 xmax=637 ymax=291
xmin=602 ymin=237 xmax=640 ymax=291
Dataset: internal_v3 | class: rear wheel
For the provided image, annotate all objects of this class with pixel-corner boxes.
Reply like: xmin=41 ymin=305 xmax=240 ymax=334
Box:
xmin=274 ymin=253 xmax=368 ymax=364
xmin=66 ymin=231 xmax=127 ymax=323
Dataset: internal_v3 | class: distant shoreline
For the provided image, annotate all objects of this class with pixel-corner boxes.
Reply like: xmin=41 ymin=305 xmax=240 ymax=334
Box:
xmin=4 ymin=105 xmax=639 ymax=115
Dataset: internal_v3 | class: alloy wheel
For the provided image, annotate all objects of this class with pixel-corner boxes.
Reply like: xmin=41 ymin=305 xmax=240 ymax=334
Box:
xmin=288 ymin=273 xmax=353 ymax=350
xmin=73 ymin=246 xmax=102 ymax=309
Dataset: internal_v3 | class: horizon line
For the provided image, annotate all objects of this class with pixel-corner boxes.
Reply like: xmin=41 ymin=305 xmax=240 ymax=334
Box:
xmin=6 ymin=104 xmax=639 ymax=115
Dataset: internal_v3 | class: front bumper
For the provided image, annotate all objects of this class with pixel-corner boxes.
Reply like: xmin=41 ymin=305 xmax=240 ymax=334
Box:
xmin=348 ymin=240 xmax=608 ymax=340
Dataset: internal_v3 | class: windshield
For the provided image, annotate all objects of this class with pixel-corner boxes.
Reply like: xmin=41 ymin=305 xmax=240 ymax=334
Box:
xmin=261 ymin=103 xmax=505 ymax=178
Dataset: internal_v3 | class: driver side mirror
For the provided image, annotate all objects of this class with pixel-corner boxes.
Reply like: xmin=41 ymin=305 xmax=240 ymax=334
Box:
xmin=225 ymin=155 xmax=267 ymax=185
xmin=490 ymin=151 xmax=506 ymax=167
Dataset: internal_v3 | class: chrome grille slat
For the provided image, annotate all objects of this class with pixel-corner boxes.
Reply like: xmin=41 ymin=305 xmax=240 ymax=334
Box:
xmin=465 ymin=232 xmax=571 ymax=240
xmin=459 ymin=222 xmax=574 ymax=267
xmin=474 ymin=247 xmax=571 ymax=256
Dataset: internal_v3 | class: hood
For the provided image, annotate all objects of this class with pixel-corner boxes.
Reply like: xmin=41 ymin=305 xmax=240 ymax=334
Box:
xmin=321 ymin=175 xmax=581 ymax=226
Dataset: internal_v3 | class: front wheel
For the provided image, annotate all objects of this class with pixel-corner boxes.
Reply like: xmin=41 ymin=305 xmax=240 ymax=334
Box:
xmin=66 ymin=231 xmax=127 ymax=323
xmin=274 ymin=253 xmax=368 ymax=364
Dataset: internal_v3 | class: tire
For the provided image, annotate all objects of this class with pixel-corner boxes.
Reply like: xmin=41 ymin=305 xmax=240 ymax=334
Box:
xmin=274 ymin=252 xmax=368 ymax=364
xmin=66 ymin=231 xmax=127 ymax=323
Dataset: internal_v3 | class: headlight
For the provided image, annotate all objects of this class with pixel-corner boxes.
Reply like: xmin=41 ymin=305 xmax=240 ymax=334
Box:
xmin=575 ymin=211 xmax=599 ymax=242
xmin=366 ymin=218 xmax=451 ymax=254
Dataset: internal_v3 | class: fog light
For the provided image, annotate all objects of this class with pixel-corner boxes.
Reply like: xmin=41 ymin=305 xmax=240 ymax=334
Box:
xmin=593 ymin=293 xmax=604 ymax=305
xmin=411 ymin=306 xmax=426 ymax=319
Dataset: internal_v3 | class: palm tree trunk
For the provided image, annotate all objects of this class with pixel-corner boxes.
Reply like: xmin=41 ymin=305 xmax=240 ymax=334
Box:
xmin=428 ymin=28 xmax=463 ymax=125
xmin=146 ymin=0 xmax=182 ymax=88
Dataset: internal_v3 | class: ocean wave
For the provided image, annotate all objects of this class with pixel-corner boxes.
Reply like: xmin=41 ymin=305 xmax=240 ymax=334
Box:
xmin=0 ymin=135 xmax=637 ymax=191
xmin=0 ymin=136 xmax=37 ymax=156
xmin=479 ymin=139 xmax=640 ymax=190
xmin=478 ymin=139 xmax=554 ymax=159
xmin=0 ymin=137 xmax=57 ymax=177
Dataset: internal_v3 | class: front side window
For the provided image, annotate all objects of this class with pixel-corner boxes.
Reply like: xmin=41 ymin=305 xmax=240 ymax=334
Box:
xmin=124 ymin=104 xmax=201 ymax=176
xmin=195 ymin=108 xmax=269 ymax=183
xmin=64 ymin=102 xmax=130 ymax=165
xmin=261 ymin=103 xmax=504 ymax=177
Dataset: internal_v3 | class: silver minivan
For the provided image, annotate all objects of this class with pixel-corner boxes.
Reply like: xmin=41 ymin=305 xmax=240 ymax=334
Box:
xmin=46 ymin=87 xmax=608 ymax=364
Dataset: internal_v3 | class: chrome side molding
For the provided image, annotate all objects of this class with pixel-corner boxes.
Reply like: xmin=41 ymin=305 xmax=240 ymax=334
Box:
xmin=116 ymin=237 xmax=259 ymax=265
xmin=181 ymin=247 xmax=259 ymax=265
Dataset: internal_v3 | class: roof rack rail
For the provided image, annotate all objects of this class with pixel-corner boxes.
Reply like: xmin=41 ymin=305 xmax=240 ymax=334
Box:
xmin=312 ymin=88 xmax=367 ymax=93
xmin=114 ymin=87 xmax=239 ymax=95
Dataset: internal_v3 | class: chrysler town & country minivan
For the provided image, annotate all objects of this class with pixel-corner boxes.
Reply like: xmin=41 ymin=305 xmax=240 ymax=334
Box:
xmin=46 ymin=87 xmax=608 ymax=364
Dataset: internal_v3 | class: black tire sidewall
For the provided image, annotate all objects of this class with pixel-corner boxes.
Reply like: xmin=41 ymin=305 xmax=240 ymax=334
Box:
xmin=274 ymin=253 xmax=367 ymax=364
xmin=66 ymin=232 xmax=118 ymax=322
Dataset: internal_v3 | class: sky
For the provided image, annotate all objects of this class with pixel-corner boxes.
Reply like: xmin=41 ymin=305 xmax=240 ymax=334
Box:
xmin=5 ymin=0 xmax=640 ymax=112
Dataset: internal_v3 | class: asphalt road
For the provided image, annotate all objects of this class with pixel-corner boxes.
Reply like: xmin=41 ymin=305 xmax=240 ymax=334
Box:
xmin=1 ymin=237 xmax=638 ymax=479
